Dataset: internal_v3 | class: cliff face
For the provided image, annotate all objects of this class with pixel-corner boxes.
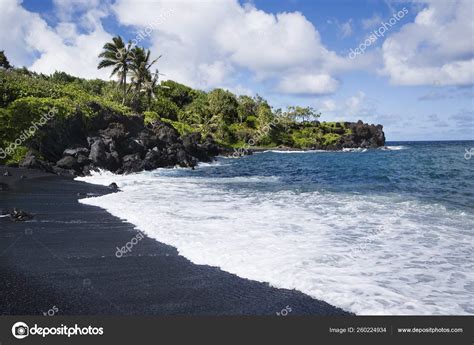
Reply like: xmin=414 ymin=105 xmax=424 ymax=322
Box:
xmin=342 ymin=121 xmax=386 ymax=149
xmin=18 ymin=105 xmax=220 ymax=177
xmin=16 ymin=107 xmax=386 ymax=177
xmin=281 ymin=120 xmax=386 ymax=151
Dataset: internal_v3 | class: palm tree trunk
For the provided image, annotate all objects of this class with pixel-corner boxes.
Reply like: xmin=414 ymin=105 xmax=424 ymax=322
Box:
xmin=122 ymin=73 xmax=127 ymax=105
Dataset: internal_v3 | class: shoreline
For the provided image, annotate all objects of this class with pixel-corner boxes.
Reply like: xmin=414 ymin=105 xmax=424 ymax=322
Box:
xmin=0 ymin=165 xmax=351 ymax=316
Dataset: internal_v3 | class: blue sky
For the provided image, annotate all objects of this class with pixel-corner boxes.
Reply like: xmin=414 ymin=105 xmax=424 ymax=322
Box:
xmin=2 ymin=0 xmax=473 ymax=141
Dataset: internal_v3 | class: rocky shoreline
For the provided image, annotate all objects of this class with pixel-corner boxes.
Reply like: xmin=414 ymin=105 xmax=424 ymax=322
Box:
xmin=8 ymin=105 xmax=385 ymax=177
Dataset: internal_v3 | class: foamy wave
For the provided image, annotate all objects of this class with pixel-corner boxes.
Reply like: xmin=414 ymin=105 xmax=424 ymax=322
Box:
xmin=196 ymin=161 xmax=224 ymax=168
xmin=342 ymin=148 xmax=368 ymax=152
xmin=78 ymin=171 xmax=474 ymax=315
xmin=383 ymin=146 xmax=408 ymax=151
xmin=262 ymin=149 xmax=324 ymax=153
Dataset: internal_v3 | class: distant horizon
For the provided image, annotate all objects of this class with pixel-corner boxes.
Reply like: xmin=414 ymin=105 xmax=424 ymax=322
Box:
xmin=386 ymin=139 xmax=474 ymax=143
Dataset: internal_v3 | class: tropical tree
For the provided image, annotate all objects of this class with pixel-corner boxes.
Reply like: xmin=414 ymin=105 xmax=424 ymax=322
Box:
xmin=142 ymin=69 xmax=162 ymax=111
xmin=286 ymin=106 xmax=320 ymax=123
xmin=0 ymin=51 xmax=12 ymax=69
xmin=237 ymin=95 xmax=257 ymax=124
xmin=256 ymin=98 xmax=273 ymax=129
xmin=207 ymin=88 xmax=239 ymax=124
xmin=97 ymin=36 xmax=133 ymax=104
xmin=181 ymin=92 xmax=212 ymax=132
xmin=128 ymin=47 xmax=160 ymax=97
xmin=159 ymin=80 xmax=195 ymax=108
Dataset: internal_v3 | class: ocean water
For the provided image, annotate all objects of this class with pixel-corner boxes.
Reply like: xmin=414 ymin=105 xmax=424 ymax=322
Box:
xmin=77 ymin=141 xmax=474 ymax=315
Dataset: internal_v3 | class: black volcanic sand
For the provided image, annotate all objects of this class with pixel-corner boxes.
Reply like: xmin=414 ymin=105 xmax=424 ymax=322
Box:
xmin=0 ymin=165 xmax=350 ymax=315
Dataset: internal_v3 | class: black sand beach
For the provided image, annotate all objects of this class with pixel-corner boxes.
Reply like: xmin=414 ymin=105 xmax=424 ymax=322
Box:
xmin=0 ymin=166 xmax=350 ymax=316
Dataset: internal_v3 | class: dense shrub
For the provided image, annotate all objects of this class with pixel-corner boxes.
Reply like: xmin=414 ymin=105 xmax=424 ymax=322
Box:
xmin=6 ymin=97 xmax=75 ymax=136
xmin=158 ymin=80 xmax=196 ymax=108
xmin=161 ymin=118 xmax=194 ymax=136
xmin=322 ymin=133 xmax=341 ymax=146
xmin=0 ymin=60 xmax=354 ymax=153
xmin=143 ymin=111 xmax=160 ymax=124
xmin=207 ymin=89 xmax=239 ymax=125
xmin=151 ymin=97 xmax=180 ymax=120
xmin=245 ymin=115 xmax=257 ymax=129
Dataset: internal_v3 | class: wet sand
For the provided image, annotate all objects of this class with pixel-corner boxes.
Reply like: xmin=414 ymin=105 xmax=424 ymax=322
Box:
xmin=0 ymin=165 xmax=350 ymax=315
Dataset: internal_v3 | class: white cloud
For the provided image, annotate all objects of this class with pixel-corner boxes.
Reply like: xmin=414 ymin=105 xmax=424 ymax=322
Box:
xmin=381 ymin=0 xmax=474 ymax=86
xmin=113 ymin=0 xmax=346 ymax=94
xmin=277 ymin=73 xmax=339 ymax=95
xmin=362 ymin=14 xmax=382 ymax=30
xmin=0 ymin=0 xmax=112 ymax=79
xmin=314 ymin=91 xmax=380 ymax=122
xmin=340 ymin=19 xmax=353 ymax=38
xmin=319 ymin=99 xmax=337 ymax=112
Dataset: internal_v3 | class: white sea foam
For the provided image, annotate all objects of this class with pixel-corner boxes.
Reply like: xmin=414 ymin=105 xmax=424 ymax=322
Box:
xmin=383 ymin=146 xmax=408 ymax=150
xmin=342 ymin=148 xmax=368 ymax=152
xmin=262 ymin=150 xmax=324 ymax=153
xmin=76 ymin=170 xmax=474 ymax=315
xmin=264 ymin=149 xmax=368 ymax=153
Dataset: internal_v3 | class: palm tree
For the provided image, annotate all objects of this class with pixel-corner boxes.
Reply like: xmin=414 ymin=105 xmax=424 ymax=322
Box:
xmin=97 ymin=36 xmax=132 ymax=104
xmin=142 ymin=69 xmax=162 ymax=110
xmin=128 ymin=47 xmax=161 ymax=109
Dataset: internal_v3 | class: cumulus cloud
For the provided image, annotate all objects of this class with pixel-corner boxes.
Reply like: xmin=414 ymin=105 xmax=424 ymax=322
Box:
xmin=277 ymin=73 xmax=339 ymax=95
xmin=112 ymin=0 xmax=347 ymax=94
xmin=381 ymin=0 xmax=474 ymax=86
xmin=314 ymin=91 xmax=379 ymax=122
xmin=0 ymin=0 xmax=112 ymax=79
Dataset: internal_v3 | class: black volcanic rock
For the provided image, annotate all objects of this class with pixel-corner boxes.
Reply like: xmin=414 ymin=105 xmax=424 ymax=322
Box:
xmin=118 ymin=137 xmax=146 ymax=156
xmin=56 ymin=156 xmax=79 ymax=170
xmin=99 ymin=122 xmax=128 ymax=142
xmin=15 ymin=102 xmax=385 ymax=177
xmin=108 ymin=182 xmax=120 ymax=191
xmin=88 ymin=139 xmax=107 ymax=166
xmin=76 ymin=154 xmax=90 ymax=166
xmin=201 ymin=135 xmax=221 ymax=157
xmin=182 ymin=132 xmax=213 ymax=163
xmin=121 ymin=153 xmax=143 ymax=174
xmin=19 ymin=152 xmax=53 ymax=173
xmin=343 ymin=121 xmax=385 ymax=149
xmin=150 ymin=120 xmax=180 ymax=144
xmin=9 ymin=208 xmax=33 ymax=222
xmin=63 ymin=147 xmax=90 ymax=157
xmin=142 ymin=149 xmax=170 ymax=170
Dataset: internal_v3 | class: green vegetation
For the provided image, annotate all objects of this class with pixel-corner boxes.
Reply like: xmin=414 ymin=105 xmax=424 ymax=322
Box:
xmin=0 ymin=51 xmax=12 ymax=70
xmin=0 ymin=38 xmax=353 ymax=164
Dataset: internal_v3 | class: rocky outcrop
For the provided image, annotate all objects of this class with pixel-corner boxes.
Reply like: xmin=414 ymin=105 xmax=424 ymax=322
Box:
xmin=20 ymin=107 xmax=221 ymax=177
xmin=17 ymin=103 xmax=385 ymax=176
xmin=343 ymin=121 xmax=385 ymax=149
xmin=8 ymin=208 xmax=34 ymax=222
